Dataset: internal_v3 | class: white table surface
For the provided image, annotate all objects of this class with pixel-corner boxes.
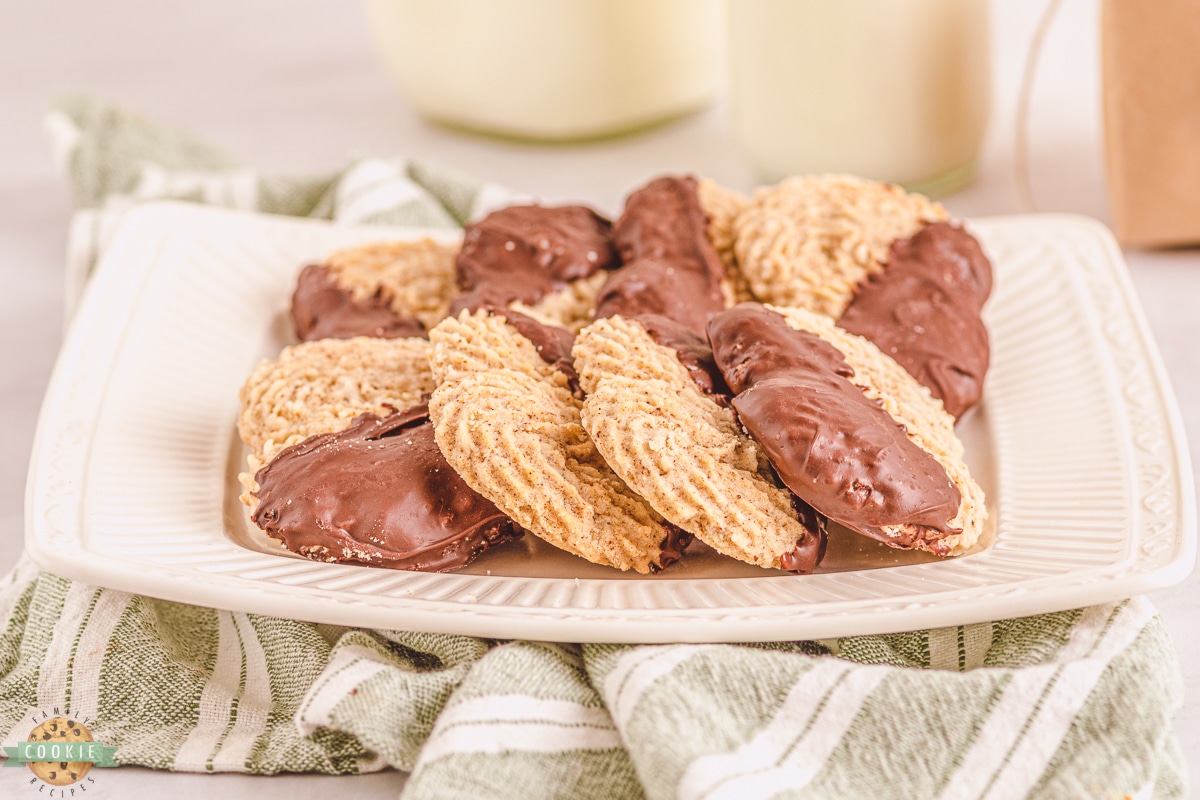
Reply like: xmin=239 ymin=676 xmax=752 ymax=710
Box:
xmin=1 ymin=1 xmax=1196 ymax=796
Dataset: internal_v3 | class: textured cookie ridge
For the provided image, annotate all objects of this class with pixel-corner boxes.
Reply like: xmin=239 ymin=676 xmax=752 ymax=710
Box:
xmin=325 ymin=238 xmax=460 ymax=330
xmin=732 ymin=174 xmax=948 ymax=317
xmin=574 ymin=315 xmax=814 ymax=570
xmin=696 ymin=177 xmax=755 ymax=305
xmin=428 ymin=310 xmax=675 ymax=573
xmin=236 ymin=336 xmax=435 ymax=505
xmin=769 ymin=305 xmax=986 ymax=554
xmin=427 ymin=309 xmax=566 ymax=388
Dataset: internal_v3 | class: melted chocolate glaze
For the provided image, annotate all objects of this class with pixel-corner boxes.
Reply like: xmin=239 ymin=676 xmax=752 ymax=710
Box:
xmin=636 ymin=313 xmax=731 ymax=398
xmin=838 ymin=222 xmax=992 ymax=418
xmin=291 ymin=264 xmax=426 ymax=342
xmin=778 ymin=497 xmax=829 ymax=574
xmin=651 ymin=524 xmax=695 ymax=573
xmin=450 ymin=204 xmax=618 ymax=315
xmin=594 ymin=175 xmax=727 ymax=337
xmin=708 ymin=304 xmax=962 ymax=550
xmin=252 ymin=404 xmax=522 ymax=571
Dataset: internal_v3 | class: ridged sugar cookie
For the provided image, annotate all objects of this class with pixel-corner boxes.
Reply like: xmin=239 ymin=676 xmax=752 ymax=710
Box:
xmin=428 ymin=310 xmax=688 ymax=573
xmin=696 ymin=177 xmax=755 ymax=303
xmin=574 ymin=315 xmax=826 ymax=572
xmin=732 ymin=174 xmax=947 ymax=318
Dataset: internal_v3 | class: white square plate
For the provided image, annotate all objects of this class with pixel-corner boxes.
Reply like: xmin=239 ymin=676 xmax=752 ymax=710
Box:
xmin=25 ymin=203 xmax=1196 ymax=642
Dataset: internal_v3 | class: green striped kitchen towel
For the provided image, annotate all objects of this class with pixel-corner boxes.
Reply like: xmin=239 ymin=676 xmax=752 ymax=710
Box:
xmin=0 ymin=97 xmax=1187 ymax=799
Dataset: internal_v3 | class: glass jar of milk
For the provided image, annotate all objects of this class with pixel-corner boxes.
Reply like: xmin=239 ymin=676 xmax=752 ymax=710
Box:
xmin=727 ymin=0 xmax=991 ymax=196
xmin=366 ymin=0 xmax=723 ymax=142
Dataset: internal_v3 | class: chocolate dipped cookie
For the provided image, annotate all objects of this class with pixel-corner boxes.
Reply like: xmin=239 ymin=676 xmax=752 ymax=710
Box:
xmin=594 ymin=174 xmax=734 ymax=337
xmin=250 ymin=403 xmax=522 ymax=571
xmin=732 ymin=174 xmax=947 ymax=317
xmin=708 ymin=303 xmax=986 ymax=557
xmin=237 ymin=335 xmax=436 ymax=500
xmin=237 ymin=335 xmax=521 ymax=571
xmin=728 ymin=175 xmax=991 ymax=417
xmin=450 ymin=203 xmax=620 ymax=333
xmin=292 ymin=238 xmax=459 ymax=340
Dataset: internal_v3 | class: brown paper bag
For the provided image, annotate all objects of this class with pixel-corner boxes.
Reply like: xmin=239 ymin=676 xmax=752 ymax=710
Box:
xmin=1102 ymin=0 xmax=1200 ymax=248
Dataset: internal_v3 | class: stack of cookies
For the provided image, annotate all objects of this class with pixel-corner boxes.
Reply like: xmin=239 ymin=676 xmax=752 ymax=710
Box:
xmin=237 ymin=174 xmax=990 ymax=575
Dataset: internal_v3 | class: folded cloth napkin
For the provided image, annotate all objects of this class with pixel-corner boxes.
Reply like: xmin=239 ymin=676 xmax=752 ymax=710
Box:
xmin=0 ymin=97 xmax=1187 ymax=799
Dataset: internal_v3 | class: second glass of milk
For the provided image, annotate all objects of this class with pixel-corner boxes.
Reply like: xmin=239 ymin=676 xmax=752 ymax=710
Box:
xmin=727 ymin=0 xmax=991 ymax=197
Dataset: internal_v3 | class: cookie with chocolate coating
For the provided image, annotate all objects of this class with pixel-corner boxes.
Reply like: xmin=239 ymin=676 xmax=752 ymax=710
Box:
xmin=428 ymin=310 xmax=687 ymax=573
xmin=292 ymin=238 xmax=459 ymax=340
xmin=728 ymin=175 xmax=992 ymax=416
xmin=838 ymin=220 xmax=992 ymax=417
xmin=732 ymin=174 xmax=948 ymax=318
xmin=251 ymin=403 xmax=522 ymax=571
xmin=709 ymin=303 xmax=986 ymax=557
xmin=594 ymin=175 xmax=732 ymax=338
xmin=236 ymin=335 xmax=435 ymax=506
xmin=237 ymin=335 xmax=522 ymax=572
xmin=574 ymin=314 xmax=826 ymax=572
xmin=451 ymin=204 xmax=619 ymax=333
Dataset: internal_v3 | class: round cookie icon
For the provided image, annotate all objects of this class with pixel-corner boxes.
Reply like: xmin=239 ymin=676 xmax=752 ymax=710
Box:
xmin=25 ymin=716 xmax=94 ymax=786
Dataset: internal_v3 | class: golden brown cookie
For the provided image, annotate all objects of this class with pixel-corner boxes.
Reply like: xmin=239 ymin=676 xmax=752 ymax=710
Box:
xmin=236 ymin=336 xmax=435 ymax=507
xmin=323 ymin=238 xmax=459 ymax=330
xmin=696 ymin=177 xmax=755 ymax=304
xmin=427 ymin=310 xmax=683 ymax=573
xmin=732 ymin=174 xmax=948 ymax=317
xmin=574 ymin=315 xmax=822 ymax=570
